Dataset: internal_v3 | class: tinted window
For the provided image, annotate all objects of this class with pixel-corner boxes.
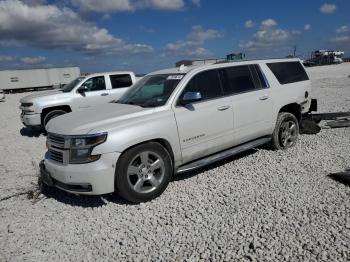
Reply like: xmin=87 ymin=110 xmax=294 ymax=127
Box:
xmin=110 ymin=74 xmax=132 ymax=89
xmin=182 ymin=70 xmax=223 ymax=101
xmin=220 ymin=65 xmax=256 ymax=95
xmin=267 ymin=62 xmax=309 ymax=84
xmin=82 ymin=76 xmax=106 ymax=91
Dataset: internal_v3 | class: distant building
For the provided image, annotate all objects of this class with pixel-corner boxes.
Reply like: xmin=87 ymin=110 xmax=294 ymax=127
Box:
xmin=304 ymin=50 xmax=345 ymax=66
xmin=0 ymin=66 xmax=80 ymax=91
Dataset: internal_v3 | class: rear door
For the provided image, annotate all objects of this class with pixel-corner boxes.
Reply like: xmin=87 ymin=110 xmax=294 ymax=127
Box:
xmin=219 ymin=65 xmax=273 ymax=145
xmin=73 ymin=75 xmax=111 ymax=110
xmin=173 ymin=69 xmax=234 ymax=163
xmin=108 ymin=74 xmax=133 ymax=100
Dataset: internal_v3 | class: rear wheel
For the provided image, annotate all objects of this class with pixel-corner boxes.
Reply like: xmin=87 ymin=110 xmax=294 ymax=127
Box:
xmin=270 ymin=112 xmax=299 ymax=150
xmin=43 ymin=110 xmax=67 ymax=128
xmin=115 ymin=142 xmax=173 ymax=203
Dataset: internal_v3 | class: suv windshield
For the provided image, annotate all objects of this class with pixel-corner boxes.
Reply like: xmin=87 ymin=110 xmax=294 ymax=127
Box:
xmin=61 ymin=77 xmax=84 ymax=93
xmin=117 ymin=74 xmax=184 ymax=107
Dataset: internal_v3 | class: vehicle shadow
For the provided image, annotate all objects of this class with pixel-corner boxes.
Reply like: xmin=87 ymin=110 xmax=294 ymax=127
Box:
xmin=173 ymin=148 xmax=259 ymax=182
xmin=20 ymin=127 xmax=45 ymax=138
xmin=40 ymin=185 xmax=132 ymax=207
xmin=38 ymin=148 xmax=260 ymax=207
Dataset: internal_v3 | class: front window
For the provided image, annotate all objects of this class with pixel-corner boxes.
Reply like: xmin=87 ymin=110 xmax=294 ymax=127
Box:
xmin=117 ymin=74 xmax=184 ymax=107
xmin=61 ymin=77 xmax=84 ymax=93
xmin=81 ymin=76 xmax=106 ymax=92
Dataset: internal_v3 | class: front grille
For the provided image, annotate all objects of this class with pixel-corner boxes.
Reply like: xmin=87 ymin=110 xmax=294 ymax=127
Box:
xmin=48 ymin=149 xmax=64 ymax=163
xmin=47 ymin=133 xmax=68 ymax=164
xmin=48 ymin=133 xmax=66 ymax=148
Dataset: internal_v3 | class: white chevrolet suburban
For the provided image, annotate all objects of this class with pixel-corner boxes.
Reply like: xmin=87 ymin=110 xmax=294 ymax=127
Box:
xmin=20 ymin=71 xmax=140 ymax=129
xmin=40 ymin=59 xmax=317 ymax=203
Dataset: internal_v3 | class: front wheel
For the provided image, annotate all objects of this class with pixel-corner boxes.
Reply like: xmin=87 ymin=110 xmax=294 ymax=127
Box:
xmin=269 ymin=112 xmax=299 ymax=150
xmin=115 ymin=142 xmax=173 ymax=203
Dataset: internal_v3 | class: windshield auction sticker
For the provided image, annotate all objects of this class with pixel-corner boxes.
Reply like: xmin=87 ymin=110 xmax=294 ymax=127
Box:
xmin=167 ymin=75 xmax=184 ymax=80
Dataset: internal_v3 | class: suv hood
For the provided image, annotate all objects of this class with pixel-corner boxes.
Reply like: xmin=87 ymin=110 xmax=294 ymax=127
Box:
xmin=46 ymin=103 xmax=153 ymax=135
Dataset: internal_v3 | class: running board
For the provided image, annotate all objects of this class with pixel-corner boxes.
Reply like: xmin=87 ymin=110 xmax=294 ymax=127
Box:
xmin=176 ymin=136 xmax=271 ymax=174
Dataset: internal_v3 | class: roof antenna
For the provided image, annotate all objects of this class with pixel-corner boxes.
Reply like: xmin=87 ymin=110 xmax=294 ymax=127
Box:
xmin=179 ymin=64 xmax=187 ymax=71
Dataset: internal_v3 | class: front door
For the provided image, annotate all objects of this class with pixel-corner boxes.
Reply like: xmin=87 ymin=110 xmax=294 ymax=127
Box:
xmin=173 ymin=69 xmax=234 ymax=163
xmin=74 ymin=75 xmax=111 ymax=110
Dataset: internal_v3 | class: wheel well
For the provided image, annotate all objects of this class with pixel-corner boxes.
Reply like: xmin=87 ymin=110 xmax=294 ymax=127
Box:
xmin=41 ymin=105 xmax=71 ymax=124
xmin=279 ymin=103 xmax=302 ymax=122
xmin=120 ymin=139 xmax=175 ymax=169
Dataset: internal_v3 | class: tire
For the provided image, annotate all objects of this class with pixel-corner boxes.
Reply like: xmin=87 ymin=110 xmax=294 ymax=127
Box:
xmin=43 ymin=110 xmax=67 ymax=128
xmin=269 ymin=112 xmax=299 ymax=150
xmin=115 ymin=142 xmax=173 ymax=203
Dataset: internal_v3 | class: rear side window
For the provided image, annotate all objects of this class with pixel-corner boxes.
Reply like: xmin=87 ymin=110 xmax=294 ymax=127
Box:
xmin=219 ymin=65 xmax=256 ymax=95
xmin=267 ymin=62 xmax=309 ymax=84
xmin=110 ymin=74 xmax=132 ymax=89
xmin=182 ymin=69 xmax=223 ymax=101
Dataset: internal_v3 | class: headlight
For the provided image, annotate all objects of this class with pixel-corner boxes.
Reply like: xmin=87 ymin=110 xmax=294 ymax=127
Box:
xmin=22 ymin=102 xmax=33 ymax=107
xmin=21 ymin=102 xmax=35 ymax=113
xmin=69 ymin=133 xmax=107 ymax=164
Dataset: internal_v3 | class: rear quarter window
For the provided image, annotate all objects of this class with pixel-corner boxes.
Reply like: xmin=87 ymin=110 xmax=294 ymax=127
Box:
xmin=267 ymin=62 xmax=309 ymax=85
xmin=110 ymin=74 xmax=133 ymax=89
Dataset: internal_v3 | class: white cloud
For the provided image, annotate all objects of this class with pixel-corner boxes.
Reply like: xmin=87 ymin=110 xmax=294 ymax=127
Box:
xmin=165 ymin=25 xmax=223 ymax=57
xmin=320 ymin=3 xmax=336 ymax=14
xmin=240 ymin=19 xmax=297 ymax=51
xmin=192 ymin=0 xmax=200 ymax=7
xmin=304 ymin=24 xmax=311 ymax=31
xmin=150 ymin=0 xmax=184 ymax=10
xmin=336 ymin=25 xmax=349 ymax=34
xmin=0 ymin=55 xmax=46 ymax=65
xmin=0 ymin=55 xmax=14 ymax=62
xmin=261 ymin=18 xmax=277 ymax=28
xmin=331 ymin=25 xmax=350 ymax=49
xmin=0 ymin=0 xmax=153 ymax=55
xmin=244 ymin=20 xmax=255 ymax=29
xmin=20 ymin=56 xmax=46 ymax=64
xmin=71 ymin=0 xmax=185 ymax=12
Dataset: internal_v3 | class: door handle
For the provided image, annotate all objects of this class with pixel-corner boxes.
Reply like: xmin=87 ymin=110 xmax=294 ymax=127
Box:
xmin=259 ymin=95 xmax=269 ymax=101
xmin=217 ymin=105 xmax=231 ymax=111
xmin=101 ymin=93 xmax=109 ymax=96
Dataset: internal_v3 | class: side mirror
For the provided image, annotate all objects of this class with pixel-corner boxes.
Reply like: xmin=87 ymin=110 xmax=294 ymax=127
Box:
xmin=77 ymin=85 xmax=88 ymax=94
xmin=180 ymin=92 xmax=202 ymax=105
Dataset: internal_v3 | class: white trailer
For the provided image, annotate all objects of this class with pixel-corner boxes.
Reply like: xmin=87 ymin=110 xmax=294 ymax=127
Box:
xmin=0 ymin=67 xmax=80 ymax=91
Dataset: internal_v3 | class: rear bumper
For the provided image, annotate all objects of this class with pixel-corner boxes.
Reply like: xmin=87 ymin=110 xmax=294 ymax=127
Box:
xmin=41 ymin=151 xmax=121 ymax=195
xmin=21 ymin=112 xmax=41 ymax=127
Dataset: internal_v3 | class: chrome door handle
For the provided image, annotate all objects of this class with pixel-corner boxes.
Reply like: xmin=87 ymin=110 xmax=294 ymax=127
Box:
xmin=101 ymin=93 xmax=109 ymax=96
xmin=217 ymin=105 xmax=231 ymax=111
xmin=259 ymin=95 xmax=269 ymax=101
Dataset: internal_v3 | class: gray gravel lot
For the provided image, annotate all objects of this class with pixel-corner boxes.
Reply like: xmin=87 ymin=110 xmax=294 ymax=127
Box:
xmin=0 ymin=64 xmax=349 ymax=261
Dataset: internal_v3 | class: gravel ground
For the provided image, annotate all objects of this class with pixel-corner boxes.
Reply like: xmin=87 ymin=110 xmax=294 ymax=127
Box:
xmin=0 ymin=64 xmax=349 ymax=261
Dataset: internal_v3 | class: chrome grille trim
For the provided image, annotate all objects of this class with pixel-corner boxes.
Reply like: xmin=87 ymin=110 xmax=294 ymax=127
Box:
xmin=47 ymin=133 xmax=70 ymax=164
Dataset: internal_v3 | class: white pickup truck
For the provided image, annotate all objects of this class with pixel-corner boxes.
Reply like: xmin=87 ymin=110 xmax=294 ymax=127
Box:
xmin=20 ymin=71 xmax=141 ymax=129
xmin=40 ymin=59 xmax=317 ymax=203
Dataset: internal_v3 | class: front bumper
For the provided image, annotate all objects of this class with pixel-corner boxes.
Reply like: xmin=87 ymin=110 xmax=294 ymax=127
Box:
xmin=21 ymin=112 xmax=41 ymax=127
xmin=41 ymin=151 xmax=121 ymax=195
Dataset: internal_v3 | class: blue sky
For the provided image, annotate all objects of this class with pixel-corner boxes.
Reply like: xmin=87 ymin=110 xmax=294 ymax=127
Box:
xmin=0 ymin=0 xmax=349 ymax=73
